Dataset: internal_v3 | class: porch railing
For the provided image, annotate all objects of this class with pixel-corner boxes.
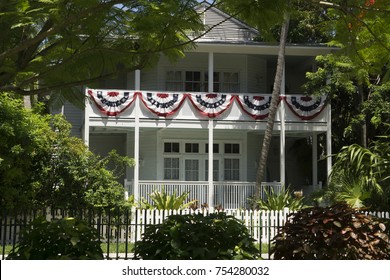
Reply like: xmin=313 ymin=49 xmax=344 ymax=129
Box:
xmin=125 ymin=180 xmax=283 ymax=209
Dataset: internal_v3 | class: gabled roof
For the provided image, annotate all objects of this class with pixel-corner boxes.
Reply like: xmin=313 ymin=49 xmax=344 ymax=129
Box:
xmin=195 ymin=1 xmax=259 ymax=42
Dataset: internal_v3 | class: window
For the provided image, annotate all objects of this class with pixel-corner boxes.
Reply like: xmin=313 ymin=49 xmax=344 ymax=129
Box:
xmin=164 ymin=142 xmax=180 ymax=153
xmin=224 ymin=158 xmax=240 ymax=181
xmin=205 ymin=159 xmax=219 ymax=181
xmin=164 ymin=158 xmax=180 ymax=180
xmin=205 ymin=143 xmax=219 ymax=153
xmin=185 ymin=71 xmax=201 ymax=92
xmin=166 ymin=71 xmax=183 ymax=91
xmin=224 ymin=143 xmax=240 ymax=154
xmin=222 ymin=72 xmax=239 ymax=92
xmin=204 ymin=72 xmax=220 ymax=92
xmin=165 ymin=71 xmax=240 ymax=93
xmin=161 ymin=141 xmax=241 ymax=181
xmin=185 ymin=143 xmax=199 ymax=153
xmin=185 ymin=159 xmax=199 ymax=181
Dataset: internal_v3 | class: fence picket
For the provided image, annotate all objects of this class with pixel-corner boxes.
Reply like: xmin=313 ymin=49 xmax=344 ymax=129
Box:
xmin=1 ymin=208 xmax=389 ymax=260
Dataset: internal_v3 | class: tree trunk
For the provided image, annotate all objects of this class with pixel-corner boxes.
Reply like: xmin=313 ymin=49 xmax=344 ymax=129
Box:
xmin=255 ymin=12 xmax=290 ymax=198
xmin=358 ymin=83 xmax=367 ymax=148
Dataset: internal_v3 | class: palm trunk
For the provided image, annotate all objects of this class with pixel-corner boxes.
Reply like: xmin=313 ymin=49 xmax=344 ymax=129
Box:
xmin=255 ymin=12 xmax=290 ymax=198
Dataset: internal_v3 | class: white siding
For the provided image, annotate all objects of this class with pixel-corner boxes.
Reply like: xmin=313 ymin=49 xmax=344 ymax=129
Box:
xmin=89 ymin=133 xmax=127 ymax=183
xmin=100 ymin=71 xmax=127 ymax=89
xmin=139 ymin=130 xmax=158 ymax=180
xmin=63 ymin=102 xmax=83 ymax=138
xmin=195 ymin=5 xmax=258 ymax=41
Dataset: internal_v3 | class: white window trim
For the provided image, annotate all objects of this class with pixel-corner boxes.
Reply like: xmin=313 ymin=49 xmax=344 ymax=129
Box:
xmin=159 ymin=139 xmax=243 ymax=181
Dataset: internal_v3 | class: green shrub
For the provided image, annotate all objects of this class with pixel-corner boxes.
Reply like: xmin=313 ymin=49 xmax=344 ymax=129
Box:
xmin=140 ymin=188 xmax=197 ymax=210
xmin=251 ymin=187 xmax=306 ymax=211
xmin=133 ymin=212 xmax=261 ymax=260
xmin=272 ymin=203 xmax=390 ymax=259
xmin=7 ymin=217 xmax=103 ymax=260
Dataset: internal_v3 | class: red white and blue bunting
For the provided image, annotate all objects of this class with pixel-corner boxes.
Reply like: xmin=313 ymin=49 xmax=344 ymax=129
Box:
xmin=139 ymin=92 xmax=187 ymax=117
xmin=236 ymin=95 xmax=272 ymax=120
xmin=87 ymin=89 xmax=327 ymax=120
xmin=284 ymin=95 xmax=327 ymax=120
xmin=188 ymin=93 xmax=235 ymax=118
xmin=88 ymin=89 xmax=136 ymax=116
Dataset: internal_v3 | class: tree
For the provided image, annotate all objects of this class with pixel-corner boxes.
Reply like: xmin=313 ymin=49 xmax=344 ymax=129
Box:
xmin=220 ymin=0 xmax=390 ymax=195
xmin=305 ymin=0 xmax=390 ymax=149
xmin=0 ymin=93 xmax=134 ymax=213
xmin=0 ymin=0 xmax=204 ymax=105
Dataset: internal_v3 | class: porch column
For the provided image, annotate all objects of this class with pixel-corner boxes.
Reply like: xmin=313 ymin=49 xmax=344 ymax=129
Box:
xmin=133 ymin=70 xmax=141 ymax=201
xmin=280 ymin=66 xmax=286 ymax=187
xmin=208 ymin=52 xmax=214 ymax=210
xmin=83 ymin=88 xmax=90 ymax=146
xmin=326 ymin=104 xmax=332 ymax=181
xmin=312 ymin=133 xmax=318 ymax=188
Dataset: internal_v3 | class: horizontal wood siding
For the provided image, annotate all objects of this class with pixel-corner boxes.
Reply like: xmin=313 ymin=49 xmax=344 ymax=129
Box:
xmin=196 ymin=5 xmax=257 ymax=41
xmin=63 ymin=102 xmax=83 ymax=138
xmin=139 ymin=130 xmax=158 ymax=180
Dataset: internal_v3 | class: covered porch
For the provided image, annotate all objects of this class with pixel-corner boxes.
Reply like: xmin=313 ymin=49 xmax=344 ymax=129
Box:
xmin=84 ymin=89 xmax=331 ymax=209
xmin=125 ymin=180 xmax=283 ymax=209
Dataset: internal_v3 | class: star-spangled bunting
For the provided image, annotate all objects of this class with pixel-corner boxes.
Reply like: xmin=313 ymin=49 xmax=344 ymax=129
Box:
xmin=188 ymin=93 xmax=235 ymax=118
xmin=236 ymin=95 xmax=272 ymax=120
xmin=87 ymin=89 xmax=327 ymax=120
xmin=88 ymin=89 xmax=136 ymax=116
xmin=139 ymin=92 xmax=187 ymax=117
xmin=284 ymin=95 xmax=327 ymax=120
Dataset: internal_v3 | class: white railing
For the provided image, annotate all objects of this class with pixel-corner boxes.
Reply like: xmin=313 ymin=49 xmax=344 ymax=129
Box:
xmin=125 ymin=180 xmax=283 ymax=209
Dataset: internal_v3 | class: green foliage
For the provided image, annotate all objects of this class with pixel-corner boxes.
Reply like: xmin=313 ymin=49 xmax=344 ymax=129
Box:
xmin=140 ymin=188 xmax=197 ymax=210
xmin=133 ymin=212 xmax=261 ymax=260
xmin=251 ymin=188 xmax=306 ymax=211
xmin=0 ymin=93 xmax=134 ymax=212
xmin=0 ymin=0 xmax=204 ymax=103
xmin=7 ymin=217 xmax=103 ymax=260
xmin=272 ymin=203 xmax=390 ymax=260
xmin=328 ymin=135 xmax=390 ymax=210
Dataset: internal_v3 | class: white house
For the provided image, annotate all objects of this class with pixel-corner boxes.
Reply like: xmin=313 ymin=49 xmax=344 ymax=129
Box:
xmin=57 ymin=3 xmax=335 ymax=209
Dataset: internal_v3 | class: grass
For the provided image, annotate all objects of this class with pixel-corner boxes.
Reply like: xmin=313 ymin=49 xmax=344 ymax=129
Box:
xmin=0 ymin=243 xmax=135 ymax=256
xmin=2 ymin=242 xmax=270 ymax=257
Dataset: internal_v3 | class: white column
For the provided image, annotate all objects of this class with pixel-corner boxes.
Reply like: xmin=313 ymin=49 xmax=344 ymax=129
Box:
xmin=326 ymin=104 xmax=332 ymax=179
xmin=312 ymin=133 xmax=318 ymax=188
xmin=208 ymin=52 xmax=214 ymax=210
xmin=208 ymin=52 xmax=214 ymax=92
xmin=83 ymin=88 xmax=90 ymax=146
xmin=133 ymin=70 xmax=141 ymax=201
xmin=279 ymin=66 xmax=286 ymax=187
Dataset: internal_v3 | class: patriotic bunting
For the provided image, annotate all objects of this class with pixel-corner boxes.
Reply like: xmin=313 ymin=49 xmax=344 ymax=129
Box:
xmin=188 ymin=93 xmax=235 ymax=118
xmin=139 ymin=92 xmax=187 ymax=117
xmin=88 ymin=89 xmax=136 ymax=116
xmin=87 ymin=89 xmax=327 ymax=121
xmin=236 ymin=95 xmax=272 ymax=120
xmin=284 ymin=95 xmax=327 ymax=120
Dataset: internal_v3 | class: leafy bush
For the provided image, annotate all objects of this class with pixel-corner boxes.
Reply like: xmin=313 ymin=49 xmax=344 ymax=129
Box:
xmin=7 ymin=217 xmax=103 ymax=260
xmin=251 ymin=187 xmax=306 ymax=211
xmin=0 ymin=94 xmax=134 ymax=212
xmin=272 ymin=203 xmax=390 ymax=259
xmin=140 ymin=188 xmax=197 ymax=210
xmin=133 ymin=212 xmax=261 ymax=260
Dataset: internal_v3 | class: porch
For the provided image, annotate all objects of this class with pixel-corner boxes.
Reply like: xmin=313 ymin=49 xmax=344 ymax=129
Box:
xmin=125 ymin=180 xmax=283 ymax=209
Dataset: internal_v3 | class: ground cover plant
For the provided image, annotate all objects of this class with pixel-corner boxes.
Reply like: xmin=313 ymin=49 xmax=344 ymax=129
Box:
xmin=271 ymin=203 xmax=390 ymax=259
xmin=133 ymin=212 xmax=261 ymax=260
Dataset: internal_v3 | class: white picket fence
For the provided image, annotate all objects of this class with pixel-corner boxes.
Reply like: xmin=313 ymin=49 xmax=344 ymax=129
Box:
xmin=125 ymin=208 xmax=291 ymax=244
xmin=1 ymin=208 xmax=389 ymax=246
